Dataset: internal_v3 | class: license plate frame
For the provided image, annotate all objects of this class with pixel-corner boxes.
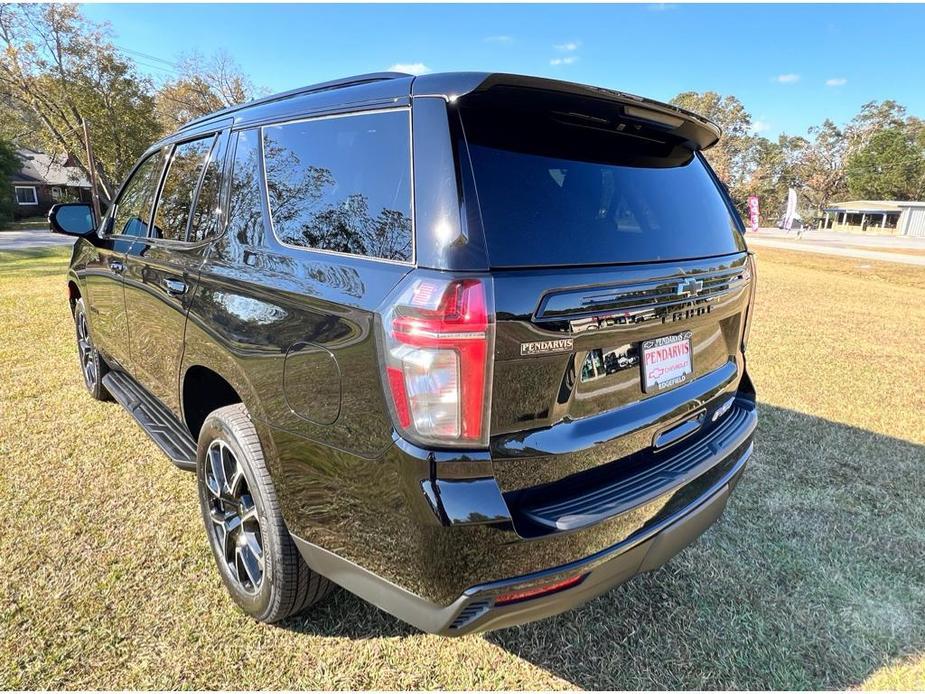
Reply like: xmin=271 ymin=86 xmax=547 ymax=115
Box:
xmin=641 ymin=330 xmax=693 ymax=393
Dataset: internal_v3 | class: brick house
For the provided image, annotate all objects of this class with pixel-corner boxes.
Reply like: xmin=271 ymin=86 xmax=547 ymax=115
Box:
xmin=11 ymin=149 xmax=92 ymax=219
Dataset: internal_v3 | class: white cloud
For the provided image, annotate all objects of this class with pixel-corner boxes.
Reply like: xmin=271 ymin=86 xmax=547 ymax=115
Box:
xmin=775 ymin=73 xmax=800 ymax=84
xmin=388 ymin=63 xmax=431 ymax=76
xmin=826 ymin=77 xmax=847 ymax=87
xmin=648 ymin=3 xmax=678 ymax=10
xmin=483 ymin=35 xmax=513 ymax=44
xmin=554 ymin=41 xmax=581 ymax=52
xmin=550 ymin=56 xmax=579 ymax=66
xmin=752 ymin=119 xmax=770 ymax=134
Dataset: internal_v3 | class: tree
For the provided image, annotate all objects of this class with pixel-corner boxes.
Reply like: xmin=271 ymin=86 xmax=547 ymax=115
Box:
xmin=844 ymin=100 xmax=907 ymax=153
xmin=794 ymin=119 xmax=848 ymax=215
xmin=0 ymin=3 xmax=160 ymax=203
xmin=154 ymin=50 xmax=261 ymax=132
xmin=742 ymin=136 xmax=788 ymax=225
xmin=845 ymin=126 xmax=925 ymax=200
xmin=670 ymin=91 xmax=758 ymax=212
xmin=0 ymin=138 xmax=20 ymax=223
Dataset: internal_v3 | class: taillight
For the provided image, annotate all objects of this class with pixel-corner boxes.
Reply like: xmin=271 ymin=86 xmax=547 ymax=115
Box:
xmin=742 ymin=253 xmax=757 ymax=351
xmin=379 ymin=273 xmax=494 ymax=448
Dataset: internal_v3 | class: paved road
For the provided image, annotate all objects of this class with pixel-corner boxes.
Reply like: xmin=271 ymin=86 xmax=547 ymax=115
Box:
xmin=0 ymin=228 xmax=75 ymax=251
xmin=751 ymin=228 xmax=925 ymax=250
xmin=747 ymin=234 xmax=925 ymax=267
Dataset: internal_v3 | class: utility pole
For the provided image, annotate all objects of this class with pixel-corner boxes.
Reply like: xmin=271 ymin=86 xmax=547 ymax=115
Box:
xmin=81 ymin=118 xmax=102 ymax=224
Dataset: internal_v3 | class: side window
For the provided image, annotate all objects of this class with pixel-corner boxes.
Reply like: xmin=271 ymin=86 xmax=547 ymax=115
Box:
xmin=151 ymin=136 xmax=214 ymax=242
xmin=262 ymin=110 xmax=412 ymax=262
xmin=112 ymin=150 xmax=166 ymax=237
xmin=189 ymin=132 xmax=229 ymax=242
xmin=225 ymin=129 xmax=265 ymax=247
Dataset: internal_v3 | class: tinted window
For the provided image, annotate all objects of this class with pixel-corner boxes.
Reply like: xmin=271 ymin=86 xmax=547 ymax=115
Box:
xmin=152 ymin=136 xmax=214 ymax=242
xmin=226 ymin=129 xmax=265 ymax=247
xmin=189 ymin=133 xmax=228 ymax=242
xmin=113 ymin=150 xmax=165 ymax=238
xmin=461 ymin=103 xmax=745 ymax=267
xmin=263 ymin=110 xmax=412 ymax=262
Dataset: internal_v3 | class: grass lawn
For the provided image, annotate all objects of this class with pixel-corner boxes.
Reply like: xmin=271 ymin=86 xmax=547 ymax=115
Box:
xmin=1 ymin=216 xmax=48 ymax=231
xmin=1 ymin=245 xmax=923 ymax=689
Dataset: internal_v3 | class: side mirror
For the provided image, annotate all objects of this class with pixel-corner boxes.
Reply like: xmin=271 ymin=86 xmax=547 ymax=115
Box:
xmin=48 ymin=203 xmax=96 ymax=237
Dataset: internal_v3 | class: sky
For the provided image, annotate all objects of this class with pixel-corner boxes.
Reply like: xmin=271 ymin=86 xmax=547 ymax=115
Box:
xmin=83 ymin=3 xmax=925 ymax=139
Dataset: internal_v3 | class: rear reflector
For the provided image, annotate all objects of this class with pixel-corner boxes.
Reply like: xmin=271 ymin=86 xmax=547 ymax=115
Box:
xmin=386 ymin=366 xmax=411 ymax=428
xmin=494 ymin=573 xmax=587 ymax=606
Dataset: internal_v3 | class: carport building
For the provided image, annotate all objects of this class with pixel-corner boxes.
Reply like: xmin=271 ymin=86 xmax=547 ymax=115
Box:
xmin=822 ymin=200 xmax=925 ymax=237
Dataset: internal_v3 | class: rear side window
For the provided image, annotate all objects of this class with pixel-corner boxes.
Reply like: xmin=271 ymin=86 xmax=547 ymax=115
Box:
xmin=225 ymin=129 xmax=264 ymax=246
xmin=460 ymin=98 xmax=745 ymax=267
xmin=152 ymin=136 xmax=215 ymax=242
xmin=189 ymin=133 xmax=228 ymax=242
xmin=262 ymin=110 xmax=413 ymax=262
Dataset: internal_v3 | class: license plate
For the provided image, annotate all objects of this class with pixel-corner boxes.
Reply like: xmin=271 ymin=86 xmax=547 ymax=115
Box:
xmin=641 ymin=331 xmax=693 ymax=392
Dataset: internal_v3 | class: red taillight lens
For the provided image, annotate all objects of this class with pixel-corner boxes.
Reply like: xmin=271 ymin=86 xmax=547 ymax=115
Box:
xmin=379 ymin=274 xmax=494 ymax=448
xmin=494 ymin=573 xmax=587 ymax=606
xmin=742 ymin=254 xmax=757 ymax=352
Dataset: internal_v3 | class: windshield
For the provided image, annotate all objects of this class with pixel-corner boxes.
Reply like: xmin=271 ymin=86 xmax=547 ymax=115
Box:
xmin=460 ymin=99 xmax=746 ymax=267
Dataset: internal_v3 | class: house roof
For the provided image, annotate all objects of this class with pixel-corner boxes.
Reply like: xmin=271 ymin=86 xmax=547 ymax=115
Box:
xmin=12 ymin=149 xmax=91 ymax=188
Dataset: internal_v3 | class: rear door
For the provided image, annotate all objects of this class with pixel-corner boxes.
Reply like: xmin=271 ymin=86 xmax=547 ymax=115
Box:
xmin=455 ymin=88 xmax=753 ymax=492
xmin=122 ymin=131 xmax=228 ymax=414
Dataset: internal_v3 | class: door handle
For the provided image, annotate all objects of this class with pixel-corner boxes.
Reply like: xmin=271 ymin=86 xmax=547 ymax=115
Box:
xmin=109 ymin=260 xmax=124 ymax=274
xmin=163 ymin=278 xmax=188 ymax=296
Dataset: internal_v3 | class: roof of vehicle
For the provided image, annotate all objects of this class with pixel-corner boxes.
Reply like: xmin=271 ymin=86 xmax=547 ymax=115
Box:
xmin=178 ymin=71 xmax=721 ymax=150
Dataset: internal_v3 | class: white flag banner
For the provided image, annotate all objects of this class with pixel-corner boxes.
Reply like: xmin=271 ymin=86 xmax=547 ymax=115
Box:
xmin=783 ymin=188 xmax=798 ymax=231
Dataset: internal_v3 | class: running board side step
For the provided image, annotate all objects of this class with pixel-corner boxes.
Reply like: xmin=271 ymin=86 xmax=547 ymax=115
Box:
xmin=102 ymin=371 xmax=197 ymax=472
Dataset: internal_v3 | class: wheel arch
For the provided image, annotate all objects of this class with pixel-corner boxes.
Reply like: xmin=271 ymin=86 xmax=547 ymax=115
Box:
xmin=181 ymin=365 xmax=245 ymax=441
xmin=67 ymin=274 xmax=82 ymax=314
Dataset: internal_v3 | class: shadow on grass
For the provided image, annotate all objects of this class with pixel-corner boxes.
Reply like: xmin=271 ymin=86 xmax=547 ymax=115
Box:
xmin=283 ymin=404 xmax=925 ymax=688
xmin=280 ymin=588 xmax=418 ymax=640
xmin=483 ymin=404 xmax=925 ymax=689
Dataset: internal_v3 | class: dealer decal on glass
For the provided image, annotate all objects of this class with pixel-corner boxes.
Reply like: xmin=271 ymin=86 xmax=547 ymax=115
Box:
xmin=641 ymin=331 xmax=693 ymax=393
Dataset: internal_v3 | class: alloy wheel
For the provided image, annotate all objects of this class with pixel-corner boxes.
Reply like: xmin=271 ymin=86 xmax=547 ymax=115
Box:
xmin=76 ymin=311 xmax=97 ymax=388
xmin=204 ymin=440 xmax=264 ymax=593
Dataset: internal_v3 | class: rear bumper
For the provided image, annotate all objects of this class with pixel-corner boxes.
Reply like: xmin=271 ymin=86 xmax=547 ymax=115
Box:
xmin=290 ymin=398 xmax=754 ymax=635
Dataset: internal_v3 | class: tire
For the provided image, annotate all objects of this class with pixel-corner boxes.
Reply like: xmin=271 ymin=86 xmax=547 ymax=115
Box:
xmin=73 ymin=298 xmax=111 ymax=401
xmin=196 ymin=403 xmax=332 ymax=623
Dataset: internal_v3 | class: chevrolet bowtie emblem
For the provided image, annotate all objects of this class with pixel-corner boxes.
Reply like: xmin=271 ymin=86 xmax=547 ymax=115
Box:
xmin=676 ymin=278 xmax=704 ymax=298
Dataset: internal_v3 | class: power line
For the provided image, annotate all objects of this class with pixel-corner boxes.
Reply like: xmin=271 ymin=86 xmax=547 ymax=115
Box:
xmin=115 ymin=45 xmax=178 ymax=69
xmin=112 ymin=44 xmax=180 ymax=78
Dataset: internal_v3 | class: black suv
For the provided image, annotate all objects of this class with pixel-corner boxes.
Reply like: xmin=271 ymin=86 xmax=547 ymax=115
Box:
xmin=51 ymin=72 xmax=757 ymax=636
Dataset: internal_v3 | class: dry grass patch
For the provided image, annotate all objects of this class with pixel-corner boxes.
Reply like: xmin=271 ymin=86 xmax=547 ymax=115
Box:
xmin=1 ymin=245 xmax=923 ymax=689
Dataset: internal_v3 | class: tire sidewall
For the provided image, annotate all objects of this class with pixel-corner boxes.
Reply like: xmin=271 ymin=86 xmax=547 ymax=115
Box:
xmin=196 ymin=410 xmax=280 ymax=621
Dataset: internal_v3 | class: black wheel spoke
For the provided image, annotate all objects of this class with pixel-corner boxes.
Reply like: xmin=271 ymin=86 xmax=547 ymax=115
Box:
xmin=236 ymin=544 xmax=262 ymax=587
xmin=239 ymin=496 xmax=258 ymax=525
xmin=243 ymin=529 xmax=263 ymax=564
xmin=75 ymin=312 xmax=97 ymax=387
xmin=207 ymin=444 xmax=225 ymax=499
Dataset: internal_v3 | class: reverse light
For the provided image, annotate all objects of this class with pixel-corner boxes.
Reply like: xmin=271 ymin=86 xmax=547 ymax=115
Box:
xmin=379 ymin=274 xmax=494 ymax=448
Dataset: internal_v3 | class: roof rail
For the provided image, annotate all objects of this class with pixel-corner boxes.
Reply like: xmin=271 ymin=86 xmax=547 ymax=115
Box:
xmin=179 ymin=71 xmax=412 ymax=131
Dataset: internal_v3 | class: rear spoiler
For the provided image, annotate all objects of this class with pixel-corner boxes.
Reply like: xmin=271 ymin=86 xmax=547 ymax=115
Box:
xmin=412 ymin=72 xmax=721 ymax=151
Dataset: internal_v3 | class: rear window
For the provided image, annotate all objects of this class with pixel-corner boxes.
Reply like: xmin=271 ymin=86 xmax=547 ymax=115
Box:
xmin=460 ymin=98 xmax=745 ymax=267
